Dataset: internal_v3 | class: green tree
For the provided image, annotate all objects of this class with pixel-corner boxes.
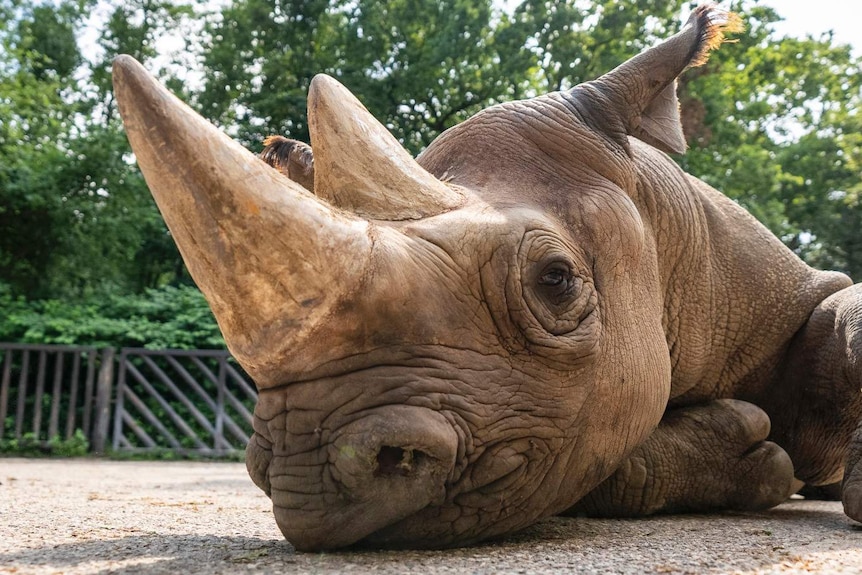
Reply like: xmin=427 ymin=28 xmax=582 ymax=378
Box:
xmin=675 ymin=1 xmax=862 ymax=278
xmin=0 ymin=0 xmax=90 ymax=297
xmin=199 ymin=0 xmax=528 ymax=153
xmin=0 ymin=0 xmax=194 ymax=299
xmin=502 ymin=0 xmax=687 ymax=93
xmin=198 ymin=0 xmax=347 ymax=146
xmin=84 ymin=0 xmax=198 ymax=292
xmin=342 ymin=0 xmax=526 ymax=152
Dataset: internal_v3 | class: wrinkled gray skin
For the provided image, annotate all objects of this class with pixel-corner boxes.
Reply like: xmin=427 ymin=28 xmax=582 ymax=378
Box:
xmin=112 ymin=5 xmax=862 ymax=551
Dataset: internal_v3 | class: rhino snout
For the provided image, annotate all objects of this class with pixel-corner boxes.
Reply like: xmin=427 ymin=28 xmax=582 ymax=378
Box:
xmin=273 ymin=406 xmax=459 ymax=550
xmin=375 ymin=445 xmax=427 ymax=476
xmin=332 ymin=407 xmax=458 ymax=486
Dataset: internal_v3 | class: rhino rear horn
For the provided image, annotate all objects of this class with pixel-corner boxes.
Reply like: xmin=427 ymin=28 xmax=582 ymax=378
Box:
xmin=577 ymin=4 xmax=743 ymax=154
xmin=308 ymin=74 xmax=465 ymax=220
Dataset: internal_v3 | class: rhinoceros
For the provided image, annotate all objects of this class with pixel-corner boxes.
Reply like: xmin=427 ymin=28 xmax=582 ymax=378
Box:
xmin=112 ymin=4 xmax=862 ymax=551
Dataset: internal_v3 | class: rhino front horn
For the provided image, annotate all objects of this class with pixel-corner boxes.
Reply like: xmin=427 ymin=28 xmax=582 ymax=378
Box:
xmin=112 ymin=55 xmax=373 ymax=387
xmin=308 ymin=74 xmax=465 ymax=220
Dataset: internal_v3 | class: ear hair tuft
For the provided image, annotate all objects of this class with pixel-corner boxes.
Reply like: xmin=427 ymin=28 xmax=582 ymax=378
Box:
xmin=689 ymin=3 xmax=744 ymax=68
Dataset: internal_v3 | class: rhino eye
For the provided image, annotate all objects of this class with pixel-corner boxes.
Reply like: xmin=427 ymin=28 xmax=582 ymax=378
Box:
xmin=538 ymin=268 xmax=566 ymax=287
xmin=512 ymin=230 xmax=597 ymax=341
xmin=537 ymin=264 xmax=580 ymax=305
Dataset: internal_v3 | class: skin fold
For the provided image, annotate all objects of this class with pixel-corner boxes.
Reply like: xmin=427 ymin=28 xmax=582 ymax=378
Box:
xmin=113 ymin=4 xmax=862 ymax=551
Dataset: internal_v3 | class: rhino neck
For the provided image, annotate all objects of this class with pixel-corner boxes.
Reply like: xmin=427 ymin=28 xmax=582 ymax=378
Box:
xmin=630 ymin=139 xmax=851 ymax=404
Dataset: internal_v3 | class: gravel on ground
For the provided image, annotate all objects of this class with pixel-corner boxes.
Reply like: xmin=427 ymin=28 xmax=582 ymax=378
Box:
xmin=1 ymin=458 xmax=861 ymax=574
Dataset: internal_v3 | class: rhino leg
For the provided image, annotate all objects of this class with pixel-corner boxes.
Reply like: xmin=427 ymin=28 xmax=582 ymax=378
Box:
xmin=568 ymin=399 xmax=795 ymax=517
xmin=760 ymin=284 xmax=862 ymax=523
xmin=839 ymin=293 xmax=862 ymax=522
xmin=844 ymin=422 xmax=862 ymax=521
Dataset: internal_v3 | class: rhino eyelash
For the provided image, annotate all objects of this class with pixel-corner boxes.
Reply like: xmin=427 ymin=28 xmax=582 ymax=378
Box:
xmin=538 ymin=267 xmax=568 ymax=287
xmin=535 ymin=261 xmax=580 ymax=301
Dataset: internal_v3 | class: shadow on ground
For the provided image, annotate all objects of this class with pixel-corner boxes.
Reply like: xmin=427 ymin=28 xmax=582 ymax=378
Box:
xmin=3 ymin=503 xmax=860 ymax=574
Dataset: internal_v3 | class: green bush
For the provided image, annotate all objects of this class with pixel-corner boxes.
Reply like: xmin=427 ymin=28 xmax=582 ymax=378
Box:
xmin=0 ymin=284 xmax=225 ymax=349
xmin=0 ymin=429 xmax=88 ymax=457
xmin=48 ymin=429 xmax=89 ymax=457
xmin=0 ymin=432 xmax=43 ymax=456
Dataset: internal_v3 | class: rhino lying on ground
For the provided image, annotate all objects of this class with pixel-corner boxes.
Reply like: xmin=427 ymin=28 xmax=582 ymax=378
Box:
xmin=112 ymin=4 xmax=862 ymax=551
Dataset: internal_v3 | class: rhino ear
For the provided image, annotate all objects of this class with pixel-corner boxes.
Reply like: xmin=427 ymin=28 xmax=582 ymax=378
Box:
xmin=260 ymin=135 xmax=315 ymax=192
xmin=635 ymin=80 xmax=686 ymax=155
xmin=576 ymin=4 xmax=742 ymax=155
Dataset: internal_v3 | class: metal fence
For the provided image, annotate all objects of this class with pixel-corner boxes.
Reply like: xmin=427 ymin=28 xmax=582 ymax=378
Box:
xmin=0 ymin=343 xmax=114 ymax=451
xmin=113 ymin=348 xmax=256 ymax=456
xmin=0 ymin=343 xmax=257 ymax=457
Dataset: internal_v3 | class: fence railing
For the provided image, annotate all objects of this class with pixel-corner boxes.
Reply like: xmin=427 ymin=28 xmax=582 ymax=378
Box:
xmin=113 ymin=348 xmax=256 ymax=456
xmin=0 ymin=343 xmax=114 ymax=451
xmin=0 ymin=343 xmax=257 ymax=457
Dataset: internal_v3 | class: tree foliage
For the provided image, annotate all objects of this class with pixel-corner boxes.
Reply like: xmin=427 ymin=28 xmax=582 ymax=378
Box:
xmin=1 ymin=0 xmax=861 ymax=348
xmin=0 ymin=0 xmax=192 ymax=300
xmin=199 ymin=0 xmax=526 ymax=152
xmin=0 ymin=283 xmax=224 ymax=348
xmin=677 ymin=2 xmax=862 ymax=275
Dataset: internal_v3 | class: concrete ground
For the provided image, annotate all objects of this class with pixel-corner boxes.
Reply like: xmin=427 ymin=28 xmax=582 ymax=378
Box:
xmin=1 ymin=458 xmax=861 ymax=574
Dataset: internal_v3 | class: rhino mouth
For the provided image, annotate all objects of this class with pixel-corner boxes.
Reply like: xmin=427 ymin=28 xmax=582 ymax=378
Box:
xmin=361 ymin=453 xmax=537 ymax=549
xmin=246 ymin=404 xmax=463 ymax=550
xmin=247 ymin=396 xmax=560 ymax=551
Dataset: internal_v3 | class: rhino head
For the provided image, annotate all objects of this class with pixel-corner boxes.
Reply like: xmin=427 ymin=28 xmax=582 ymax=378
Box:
xmin=113 ymin=6 xmax=740 ymax=550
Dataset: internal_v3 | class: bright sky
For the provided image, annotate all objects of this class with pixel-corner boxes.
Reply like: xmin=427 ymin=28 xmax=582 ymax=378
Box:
xmin=79 ymin=1 xmax=859 ymax=78
xmin=760 ymin=0 xmax=858 ymax=53
xmin=82 ymin=1 xmax=858 ymax=60
xmin=487 ymin=1 xmax=859 ymax=53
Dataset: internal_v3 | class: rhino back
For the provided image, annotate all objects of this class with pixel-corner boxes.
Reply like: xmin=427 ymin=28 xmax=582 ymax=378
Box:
xmin=629 ymin=139 xmax=851 ymax=405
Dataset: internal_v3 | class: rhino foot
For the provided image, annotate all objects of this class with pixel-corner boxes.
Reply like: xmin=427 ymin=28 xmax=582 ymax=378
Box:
xmin=842 ymin=424 xmax=862 ymax=522
xmin=569 ymin=399 xmax=796 ymax=517
xmin=797 ymin=481 xmax=842 ymax=501
xmin=844 ymin=483 xmax=862 ymax=522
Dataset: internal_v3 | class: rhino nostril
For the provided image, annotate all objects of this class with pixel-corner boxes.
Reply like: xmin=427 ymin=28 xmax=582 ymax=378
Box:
xmin=375 ymin=446 xmax=427 ymax=476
